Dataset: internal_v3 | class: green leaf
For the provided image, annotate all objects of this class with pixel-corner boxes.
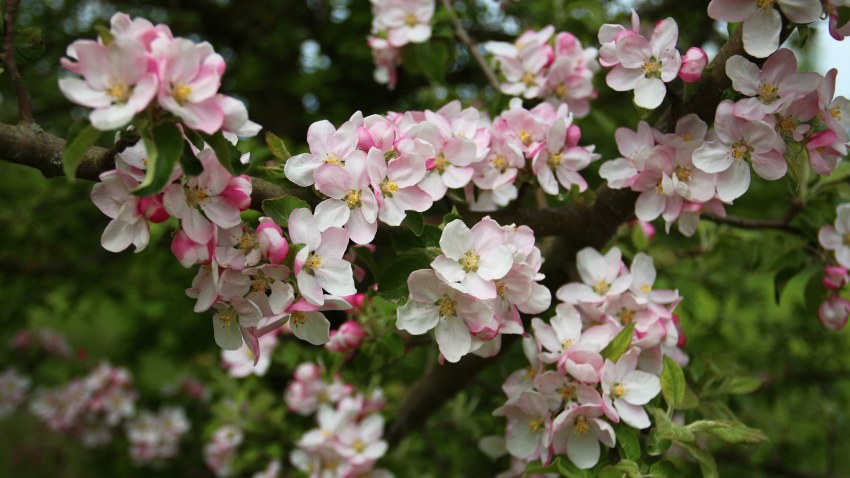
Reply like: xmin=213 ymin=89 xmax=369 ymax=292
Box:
xmin=179 ymin=140 xmax=204 ymax=176
xmin=614 ymin=425 xmax=641 ymax=461
xmin=402 ymin=212 xmax=425 ymax=236
xmin=377 ymin=252 xmax=434 ymax=301
xmin=646 ymin=428 xmax=672 ymax=456
xmin=135 ymin=122 xmax=184 ymax=196
xmin=687 ymin=420 xmax=768 ymax=445
xmin=265 ymin=131 xmax=291 ymax=160
xmin=600 ymin=322 xmax=635 ymax=362
xmin=14 ymin=26 xmax=45 ymax=64
xmin=648 ymin=407 xmax=695 ymax=442
xmin=678 ymin=442 xmax=718 ymax=478
xmin=442 ymin=207 xmax=462 ymax=226
xmin=677 ymin=384 xmax=700 ymax=410
xmin=556 ymin=457 xmax=590 ymax=477
xmin=202 ymin=131 xmax=237 ymax=174
xmin=784 ymin=141 xmax=808 ymax=188
xmin=661 ymin=355 xmax=686 ymax=408
xmin=523 ymin=457 xmax=561 ymax=477
xmin=94 ymin=25 xmax=114 ymax=45
xmin=599 ymin=460 xmax=640 ymax=478
xmin=262 ymin=195 xmax=310 ymax=226
xmin=648 ymin=460 xmax=678 ymax=478
xmin=630 ymin=223 xmax=649 ymax=251
xmin=63 ymin=124 xmax=103 ymax=181
xmin=715 ymin=376 xmax=762 ymax=395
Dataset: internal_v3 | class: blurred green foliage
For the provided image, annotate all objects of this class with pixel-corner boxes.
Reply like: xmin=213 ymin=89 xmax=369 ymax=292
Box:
xmin=1 ymin=0 xmax=850 ymax=477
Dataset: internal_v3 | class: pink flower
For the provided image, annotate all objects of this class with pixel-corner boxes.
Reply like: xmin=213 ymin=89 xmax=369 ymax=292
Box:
xmin=497 ymin=391 xmax=552 ymax=460
xmin=598 ymin=10 xmax=641 ymax=68
xmin=550 ymin=405 xmax=615 ymax=469
xmin=628 ymin=253 xmax=680 ymax=305
xmin=325 ymin=320 xmax=367 ymax=353
xmin=90 ymin=170 xmax=150 ymax=252
xmin=255 ymin=218 xmax=289 ymax=265
xmin=314 ymin=153 xmax=379 ymax=245
xmin=368 ymin=37 xmax=403 ymax=89
xmin=366 ymin=147 xmax=432 ymax=226
xmin=819 ymin=295 xmax=850 ymax=330
xmin=431 ymin=218 xmax=514 ymax=300
xmin=171 ymin=229 xmax=212 ymax=267
xmin=163 ymin=149 xmax=246 ymax=244
xmin=218 ymin=95 xmax=262 ymax=137
xmin=396 ymin=269 xmax=494 ymax=363
xmin=406 ymin=118 xmax=478 ymax=201
xmin=599 ymin=121 xmax=657 ymax=189
xmin=678 ymin=47 xmax=708 ymax=83
xmin=707 ymin=0 xmax=823 ymax=58
xmin=138 ymin=195 xmax=169 ymax=223
xmin=532 ymin=117 xmax=594 ymax=195
xmin=375 ymin=0 xmax=435 ymax=47
xmin=692 ymin=100 xmax=786 ymax=202
xmin=600 ymin=351 xmax=660 ymax=429
xmin=727 ymin=49 xmax=819 ymax=121
xmin=336 ymin=414 xmax=389 ymax=465
xmin=284 ymin=116 xmax=363 ymax=187
xmin=556 ymin=247 xmax=632 ymax=304
xmin=211 ymin=298 xmax=262 ymax=350
xmin=605 ymin=18 xmax=681 ymax=109
xmin=819 ymin=204 xmax=850 ymax=268
xmin=288 ymin=208 xmax=357 ymax=306
xmin=221 ymin=333 xmax=279 ymax=378
xmin=154 ymin=38 xmax=225 ymax=134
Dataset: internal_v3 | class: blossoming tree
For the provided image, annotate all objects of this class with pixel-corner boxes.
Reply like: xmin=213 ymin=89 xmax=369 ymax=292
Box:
xmin=1 ymin=0 xmax=850 ymax=476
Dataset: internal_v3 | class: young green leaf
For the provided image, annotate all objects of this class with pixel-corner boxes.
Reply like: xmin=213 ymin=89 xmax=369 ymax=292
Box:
xmin=614 ymin=425 xmax=641 ymax=461
xmin=63 ymin=124 xmax=103 ymax=181
xmin=648 ymin=406 xmax=695 ymax=442
xmin=135 ymin=122 xmax=184 ymax=196
xmin=262 ymin=195 xmax=310 ymax=226
xmin=402 ymin=211 xmax=425 ymax=236
xmin=677 ymin=442 xmax=719 ymax=478
xmin=265 ymin=131 xmax=291 ymax=160
xmin=661 ymin=355 xmax=686 ymax=408
xmin=599 ymin=460 xmax=640 ymax=478
xmin=686 ymin=420 xmax=768 ymax=445
xmin=601 ymin=322 xmax=636 ymax=362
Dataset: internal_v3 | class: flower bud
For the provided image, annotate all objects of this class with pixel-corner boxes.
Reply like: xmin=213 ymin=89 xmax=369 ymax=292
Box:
xmin=138 ymin=195 xmax=169 ymax=223
xmin=679 ymin=47 xmax=708 ymax=83
xmin=171 ymin=229 xmax=211 ymax=268
xmin=256 ymin=217 xmax=289 ymax=265
xmin=823 ymin=265 xmax=850 ymax=290
xmin=221 ymin=175 xmax=252 ymax=211
xmin=324 ymin=320 xmax=366 ymax=353
xmin=819 ymin=295 xmax=850 ymax=331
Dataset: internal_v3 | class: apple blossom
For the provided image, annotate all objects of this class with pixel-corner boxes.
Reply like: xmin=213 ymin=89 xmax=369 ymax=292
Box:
xmin=0 ymin=368 xmax=30 ymax=418
xmin=551 ymin=405 xmax=616 ymax=469
xmin=314 ymin=154 xmax=380 ymax=244
xmin=90 ymin=170 xmax=151 ymax=253
xmin=819 ymin=204 xmax=850 ymax=268
xmin=221 ymin=331 xmax=279 ymax=377
xmin=600 ymin=351 xmax=661 ymax=429
xmin=823 ymin=265 xmax=850 ymax=290
xmin=678 ymin=46 xmax=708 ymax=83
xmin=325 ymin=320 xmax=367 ymax=353
xmin=255 ymin=217 xmax=290 ymax=265
xmin=284 ymin=115 xmax=363 ymax=187
xmin=819 ymin=295 xmax=850 ymax=330
xmin=532 ymin=117 xmax=595 ymax=194
xmin=557 ymin=247 xmax=632 ymax=304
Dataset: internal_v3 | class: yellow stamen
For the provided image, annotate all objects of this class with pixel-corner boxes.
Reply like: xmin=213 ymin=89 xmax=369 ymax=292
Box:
xmin=612 ymin=383 xmax=627 ymax=399
xmin=437 ymin=295 xmax=457 ymax=318
xmin=171 ymin=82 xmax=192 ymax=106
xmin=574 ymin=416 xmax=590 ymax=435
xmin=675 ymin=165 xmax=693 ymax=182
xmin=496 ymin=282 xmax=508 ymax=298
xmin=519 ymin=130 xmax=532 ymax=147
xmin=522 ymin=71 xmax=536 ymax=86
xmin=547 ymin=152 xmax=563 ymax=168
xmin=434 ymin=153 xmax=448 ymax=173
xmin=345 ymin=189 xmax=362 ymax=209
xmin=492 ymin=155 xmax=509 ymax=173
xmin=291 ymin=311 xmax=306 ymax=326
xmin=380 ymin=180 xmax=399 ymax=198
xmin=460 ymin=251 xmax=481 ymax=273
xmin=324 ymin=153 xmax=341 ymax=165
xmin=555 ymin=84 xmax=569 ymax=99
xmin=106 ymin=82 xmax=131 ymax=104
xmin=405 ymin=13 xmax=418 ymax=26
xmin=185 ymin=186 xmax=208 ymax=207
xmin=642 ymin=57 xmax=662 ymax=79
xmin=529 ymin=418 xmax=544 ymax=432
xmin=593 ymin=280 xmax=609 ymax=295
xmin=757 ymin=82 xmax=779 ymax=104
xmin=618 ymin=307 xmax=635 ymax=325
xmin=353 ymin=439 xmax=366 ymax=453
xmin=305 ymin=254 xmax=322 ymax=271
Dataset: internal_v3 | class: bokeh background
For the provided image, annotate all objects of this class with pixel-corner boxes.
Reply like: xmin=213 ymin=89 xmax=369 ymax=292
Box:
xmin=1 ymin=0 xmax=850 ymax=477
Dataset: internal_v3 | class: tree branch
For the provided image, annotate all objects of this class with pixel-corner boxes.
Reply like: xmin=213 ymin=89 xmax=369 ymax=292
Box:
xmin=2 ymin=0 xmax=34 ymax=123
xmin=439 ymin=0 xmax=502 ymax=91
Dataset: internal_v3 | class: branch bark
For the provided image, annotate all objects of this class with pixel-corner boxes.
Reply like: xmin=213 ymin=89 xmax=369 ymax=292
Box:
xmin=440 ymin=0 xmax=502 ymax=91
xmin=2 ymin=0 xmax=34 ymax=123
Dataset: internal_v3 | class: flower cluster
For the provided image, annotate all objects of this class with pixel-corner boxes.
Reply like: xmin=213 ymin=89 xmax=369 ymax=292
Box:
xmin=10 ymin=327 xmax=73 ymax=359
xmin=599 ymin=12 xmax=707 ymax=109
xmin=494 ymin=248 xmax=687 ymax=469
xmin=221 ymin=329 xmax=280 ymax=378
xmin=204 ymin=425 xmax=244 ymax=477
xmin=494 ymin=247 xmax=684 ymax=470
xmin=0 ymin=368 xmax=31 ymax=418
xmin=397 ymin=218 xmax=551 ymax=362
xmin=368 ymin=0 xmax=435 ymax=89
xmin=485 ymin=26 xmax=598 ymax=117
xmin=60 ymin=13 xmax=260 ymax=135
xmin=286 ymin=362 xmax=393 ymax=478
xmin=29 ymin=362 xmax=138 ymax=447
xmin=818 ymin=203 xmax=850 ymax=330
xmin=601 ymin=48 xmax=850 ymax=234
xmin=707 ymin=0 xmax=825 ymax=58
xmin=325 ymin=319 xmax=367 ymax=354
xmin=126 ymin=407 xmax=191 ymax=466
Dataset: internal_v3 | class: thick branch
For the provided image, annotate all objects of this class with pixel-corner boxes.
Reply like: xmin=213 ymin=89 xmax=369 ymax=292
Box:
xmin=440 ymin=0 xmax=502 ymax=91
xmin=2 ymin=0 xmax=33 ymax=123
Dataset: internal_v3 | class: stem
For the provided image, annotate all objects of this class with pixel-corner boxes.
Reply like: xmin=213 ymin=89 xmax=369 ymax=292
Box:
xmin=2 ymin=0 xmax=34 ymax=123
xmin=439 ymin=0 xmax=502 ymax=91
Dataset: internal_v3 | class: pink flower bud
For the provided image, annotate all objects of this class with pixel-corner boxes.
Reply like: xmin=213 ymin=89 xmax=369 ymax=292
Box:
xmin=357 ymin=126 xmax=375 ymax=151
xmin=324 ymin=320 xmax=366 ymax=353
xmin=256 ymin=217 xmax=289 ymax=265
xmin=293 ymin=362 xmax=322 ymax=382
xmin=823 ymin=265 xmax=850 ymax=290
xmin=672 ymin=314 xmax=686 ymax=347
xmin=221 ymin=175 xmax=252 ymax=211
xmin=138 ymin=195 xmax=169 ymax=223
xmin=819 ymin=295 xmax=850 ymax=331
xmin=566 ymin=124 xmax=582 ymax=147
xmin=679 ymin=47 xmax=708 ymax=83
xmin=171 ymin=229 xmax=211 ymax=268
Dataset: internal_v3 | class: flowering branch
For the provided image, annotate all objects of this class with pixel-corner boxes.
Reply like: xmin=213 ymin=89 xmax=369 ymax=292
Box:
xmin=439 ymin=0 xmax=502 ymax=91
xmin=2 ymin=0 xmax=34 ymax=123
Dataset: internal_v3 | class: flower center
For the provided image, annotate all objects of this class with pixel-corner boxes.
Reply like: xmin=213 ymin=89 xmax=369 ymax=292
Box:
xmin=522 ymin=71 xmax=536 ymax=86
xmin=218 ymin=308 xmax=236 ymax=328
xmin=756 ymin=0 xmax=775 ymax=10
xmin=675 ymin=165 xmax=693 ymax=182
xmin=612 ymin=383 xmax=627 ymax=399
xmin=492 ymin=154 xmax=509 ymax=173
xmin=562 ymin=338 xmax=574 ymax=350
xmin=496 ymin=281 xmax=508 ymax=298
xmin=642 ymin=57 xmax=662 ymax=79
xmin=434 ymin=153 xmax=449 ymax=173
xmin=618 ymin=307 xmax=634 ymax=325
xmin=529 ymin=418 xmax=544 ymax=432
xmin=380 ymin=180 xmax=399 ymax=198
xmin=185 ymin=185 xmax=208 ymax=207
xmin=171 ymin=82 xmax=192 ymax=106
xmin=682 ymin=133 xmax=693 ymax=141
xmin=829 ymin=104 xmax=842 ymax=120
xmin=106 ymin=82 xmax=131 ymax=104
xmin=574 ymin=416 xmax=590 ymax=435
xmin=757 ymin=82 xmax=779 ymax=104
xmin=558 ymin=385 xmax=575 ymax=401
xmin=251 ymin=273 xmax=269 ymax=293
xmin=353 ymin=439 xmax=366 ymax=453
xmin=238 ymin=233 xmax=256 ymax=253
xmin=436 ymin=295 xmax=457 ymax=318
xmin=324 ymin=153 xmax=341 ymax=165
xmin=460 ymin=251 xmax=481 ymax=272
xmin=593 ymin=280 xmax=609 ymax=295
xmin=843 ymin=233 xmax=850 ymax=246
xmin=547 ymin=152 xmax=563 ymax=168
xmin=730 ymin=141 xmax=752 ymax=161
xmin=555 ymin=84 xmax=569 ymax=99
xmin=519 ymin=130 xmax=532 ymax=147
xmin=640 ymin=283 xmax=652 ymax=293
xmin=290 ymin=311 xmax=306 ymax=326
xmin=345 ymin=189 xmax=362 ymax=209
xmin=405 ymin=13 xmax=418 ymax=26
xmin=305 ymin=253 xmax=322 ymax=271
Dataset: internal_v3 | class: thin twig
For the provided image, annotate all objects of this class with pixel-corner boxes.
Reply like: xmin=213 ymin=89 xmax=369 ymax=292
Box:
xmin=705 ymin=209 xmax=804 ymax=237
xmin=439 ymin=0 xmax=502 ymax=91
xmin=2 ymin=0 xmax=34 ymax=123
